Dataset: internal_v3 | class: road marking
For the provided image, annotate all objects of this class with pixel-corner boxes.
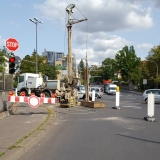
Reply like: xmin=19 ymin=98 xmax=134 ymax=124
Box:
xmin=122 ymin=106 xmax=141 ymax=109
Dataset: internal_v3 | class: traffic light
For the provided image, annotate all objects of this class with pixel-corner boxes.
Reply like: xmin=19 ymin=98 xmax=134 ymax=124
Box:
xmin=9 ymin=56 xmax=16 ymax=74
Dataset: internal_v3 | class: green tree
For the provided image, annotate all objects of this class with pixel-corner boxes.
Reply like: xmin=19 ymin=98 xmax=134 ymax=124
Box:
xmin=19 ymin=50 xmax=59 ymax=79
xmin=78 ymin=59 xmax=85 ymax=84
xmin=146 ymin=45 xmax=160 ymax=77
xmin=145 ymin=45 xmax=160 ymax=88
xmin=0 ymin=47 xmax=13 ymax=72
xmin=130 ymin=66 xmax=142 ymax=85
xmin=100 ymin=58 xmax=116 ymax=81
xmin=115 ymin=45 xmax=141 ymax=82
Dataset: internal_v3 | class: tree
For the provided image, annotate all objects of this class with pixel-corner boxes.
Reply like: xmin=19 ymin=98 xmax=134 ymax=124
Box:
xmin=100 ymin=58 xmax=116 ymax=81
xmin=19 ymin=50 xmax=59 ymax=79
xmin=0 ymin=47 xmax=13 ymax=72
xmin=145 ymin=45 xmax=160 ymax=88
xmin=115 ymin=46 xmax=141 ymax=82
xmin=146 ymin=45 xmax=160 ymax=78
xmin=78 ymin=59 xmax=85 ymax=84
xmin=130 ymin=66 xmax=142 ymax=85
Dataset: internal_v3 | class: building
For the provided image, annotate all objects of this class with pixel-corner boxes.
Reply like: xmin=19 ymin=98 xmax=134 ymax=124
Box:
xmin=42 ymin=49 xmax=64 ymax=65
xmin=42 ymin=49 xmax=77 ymax=80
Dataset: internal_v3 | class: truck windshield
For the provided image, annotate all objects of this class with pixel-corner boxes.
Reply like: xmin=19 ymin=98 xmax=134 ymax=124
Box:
xmin=79 ymin=86 xmax=85 ymax=91
xmin=19 ymin=76 xmax=24 ymax=83
xmin=109 ymin=87 xmax=116 ymax=90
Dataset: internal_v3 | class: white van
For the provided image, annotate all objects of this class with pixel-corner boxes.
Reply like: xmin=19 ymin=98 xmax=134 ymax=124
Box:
xmin=104 ymin=83 xmax=117 ymax=95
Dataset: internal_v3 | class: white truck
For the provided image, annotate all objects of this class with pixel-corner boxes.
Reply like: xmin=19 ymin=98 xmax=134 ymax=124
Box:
xmin=104 ymin=83 xmax=117 ymax=95
xmin=17 ymin=73 xmax=60 ymax=97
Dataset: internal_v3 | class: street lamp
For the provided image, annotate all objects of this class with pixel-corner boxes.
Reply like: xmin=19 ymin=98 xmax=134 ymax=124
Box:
xmin=29 ymin=17 xmax=43 ymax=74
xmin=146 ymin=60 xmax=158 ymax=77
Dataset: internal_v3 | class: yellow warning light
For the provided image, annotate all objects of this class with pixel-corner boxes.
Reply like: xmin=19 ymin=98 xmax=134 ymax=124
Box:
xmin=116 ymin=86 xmax=120 ymax=92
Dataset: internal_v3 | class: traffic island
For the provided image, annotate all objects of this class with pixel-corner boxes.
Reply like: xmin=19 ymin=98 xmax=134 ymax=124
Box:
xmin=81 ymin=101 xmax=105 ymax=108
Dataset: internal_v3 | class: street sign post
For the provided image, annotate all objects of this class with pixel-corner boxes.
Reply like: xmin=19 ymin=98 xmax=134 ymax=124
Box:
xmin=5 ymin=38 xmax=19 ymax=52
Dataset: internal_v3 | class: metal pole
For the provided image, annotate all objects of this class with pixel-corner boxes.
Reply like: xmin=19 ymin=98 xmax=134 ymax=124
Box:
xmin=36 ymin=22 xmax=38 ymax=74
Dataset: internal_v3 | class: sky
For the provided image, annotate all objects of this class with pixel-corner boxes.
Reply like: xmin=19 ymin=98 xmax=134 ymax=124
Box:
xmin=1 ymin=0 xmax=160 ymax=67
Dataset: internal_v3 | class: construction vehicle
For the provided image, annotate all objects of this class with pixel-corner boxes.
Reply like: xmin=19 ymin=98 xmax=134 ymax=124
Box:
xmin=17 ymin=4 xmax=87 ymax=107
xmin=17 ymin=73 xmax=60 ymax=97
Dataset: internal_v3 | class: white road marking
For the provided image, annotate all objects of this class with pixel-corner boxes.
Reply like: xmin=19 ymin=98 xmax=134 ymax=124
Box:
xmin=122 ymin=106 xmax=141 ymax=109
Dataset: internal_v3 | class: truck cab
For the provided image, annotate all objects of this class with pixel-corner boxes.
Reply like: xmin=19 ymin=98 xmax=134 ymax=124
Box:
xmin=17 ymin=73 xmax=40 ymax=96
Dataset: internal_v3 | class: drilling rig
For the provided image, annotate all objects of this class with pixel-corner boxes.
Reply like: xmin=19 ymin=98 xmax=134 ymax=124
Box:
xmin=66 ymin=4 xmax=87 ymax=86
xmin=59 ymin=4 xmax=87 ymax=107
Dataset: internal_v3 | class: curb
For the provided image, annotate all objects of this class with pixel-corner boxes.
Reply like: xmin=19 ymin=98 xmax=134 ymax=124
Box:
xmin=1 ymin=105 xmax=56 ymax=160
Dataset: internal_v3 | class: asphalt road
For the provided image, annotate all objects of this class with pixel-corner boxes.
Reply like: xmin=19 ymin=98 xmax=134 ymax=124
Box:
xmin=18 ymin=91 xmax=160 ymax=160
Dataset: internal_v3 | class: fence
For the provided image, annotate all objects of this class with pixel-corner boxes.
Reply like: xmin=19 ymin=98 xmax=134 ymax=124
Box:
xmin=0 ymin=73 xmax=13 ymax=91
xmin=0 ymin=73 xmax=13 ymax=113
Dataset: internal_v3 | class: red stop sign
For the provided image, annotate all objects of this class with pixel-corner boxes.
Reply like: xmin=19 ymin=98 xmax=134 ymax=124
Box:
xmin=5 ymin=38 xmax=19 ymax=52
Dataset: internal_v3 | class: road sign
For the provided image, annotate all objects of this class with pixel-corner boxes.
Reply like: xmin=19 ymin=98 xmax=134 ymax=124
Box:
xmin=28 ymin=95 xmax=40 ymax=108
xmin=143 ymin=79 xmax=147 ymax=85
xmin=5 ymin=38 xmax=19 ymax=52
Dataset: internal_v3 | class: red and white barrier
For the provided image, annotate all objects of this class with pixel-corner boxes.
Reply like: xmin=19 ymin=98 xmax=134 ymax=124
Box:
xmin=8 ymin=96 xmax=58 ymax=104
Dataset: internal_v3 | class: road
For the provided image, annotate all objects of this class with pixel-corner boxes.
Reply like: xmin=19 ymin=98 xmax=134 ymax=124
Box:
xmin=19 ymin=90 xmax=160 ymax=160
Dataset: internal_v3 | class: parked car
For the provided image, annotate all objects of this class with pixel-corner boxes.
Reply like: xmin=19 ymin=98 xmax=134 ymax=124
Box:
xmin=104 ymin=83 xmax=117 ymax=95
xmin=77 ymin=85 xmax=98 ymax=100
xmin=142 ymin=89 xmax=160 ymax=103
xmin=90 ymin=86 xmax=103 ymax=98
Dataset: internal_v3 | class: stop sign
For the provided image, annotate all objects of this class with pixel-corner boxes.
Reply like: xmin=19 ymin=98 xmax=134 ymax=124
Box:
xmin=5 ymin=38 xmax=19 ymax=52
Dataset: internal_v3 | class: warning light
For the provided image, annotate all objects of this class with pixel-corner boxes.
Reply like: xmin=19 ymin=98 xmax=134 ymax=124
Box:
xmin=51 ymin=94 xmax=55 ymax=98
xmin=20 ymin=92 xmax=25 ymax=96
xmin=41 ymin=93 xmax=45 ymax=97
xmin=9 ymin=91 xmax=14 ymax=96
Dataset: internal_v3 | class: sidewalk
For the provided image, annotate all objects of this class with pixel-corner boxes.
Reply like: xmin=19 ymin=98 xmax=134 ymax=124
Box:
xmin=0 ymin=102 xmax=56 ymax=160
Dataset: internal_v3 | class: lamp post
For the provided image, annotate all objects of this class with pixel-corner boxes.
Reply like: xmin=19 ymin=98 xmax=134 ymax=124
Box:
xmin=146 ymin=60 xmax=158 ymax=78
xmin=29 ymin=17 xmax=43 ymax=74
xmin=146 ymin=60 xmax=158 ymax=87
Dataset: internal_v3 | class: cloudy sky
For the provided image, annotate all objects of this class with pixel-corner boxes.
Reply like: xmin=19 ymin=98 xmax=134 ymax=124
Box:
xmin=1 ymin=0 xmax=160 ymax=66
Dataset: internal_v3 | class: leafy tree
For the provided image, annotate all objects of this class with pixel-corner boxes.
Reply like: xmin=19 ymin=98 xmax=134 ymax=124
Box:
xmin=130 ymin=66 xmax=142 ymax=85
xmin=146 ymin=45 xmax=160 ymax=78
xmin=78 ymin=59 xmax=85 ymax=84
xmin=115 ymin=46 xmax=141 ymax=82
xmin=100 ymin=58 xmax=116 ymax=81
xmin=0 ymin=47 xmax=14 ymax=72
xmin=19 ymin=50 xmax=59 ymax=79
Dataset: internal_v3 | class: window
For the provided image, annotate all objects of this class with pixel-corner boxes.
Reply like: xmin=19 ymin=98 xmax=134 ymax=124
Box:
xmin=19 ymin=76 xmax=24 ymax=83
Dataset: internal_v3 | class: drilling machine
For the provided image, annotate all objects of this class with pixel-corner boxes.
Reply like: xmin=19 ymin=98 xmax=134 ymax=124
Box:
xmin=59 ymin=4 xmax=87 ymax=107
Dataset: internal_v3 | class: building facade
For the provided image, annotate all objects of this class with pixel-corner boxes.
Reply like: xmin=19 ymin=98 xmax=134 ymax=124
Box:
xmin=42 ymin=49 xmax=65 ymax=65
xmin=42 ymin=49 xmax=77 ymax=80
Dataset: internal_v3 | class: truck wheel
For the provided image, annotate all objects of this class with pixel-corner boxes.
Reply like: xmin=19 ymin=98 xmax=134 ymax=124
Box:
xmin=44 ymin=92 xmax=50 ymax=97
